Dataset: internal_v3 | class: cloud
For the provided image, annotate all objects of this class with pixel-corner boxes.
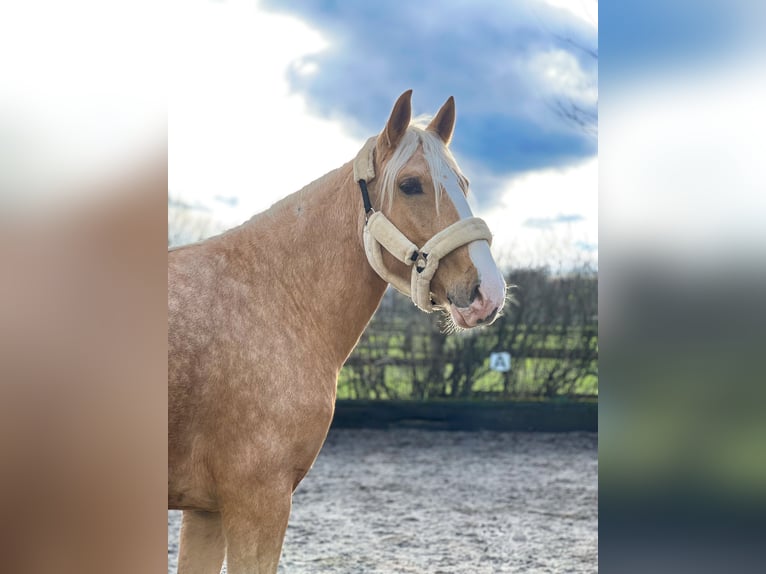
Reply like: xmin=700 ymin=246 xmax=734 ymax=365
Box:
xmin=260 ymin=0 xmax=597 ymax=202
xmin=523 ymin=213 xmax=585 ymax=229
xmin=602 ymin=57 xmax=766 ymax=258
xmin=481 ymin=156 xmax=598 ymax=264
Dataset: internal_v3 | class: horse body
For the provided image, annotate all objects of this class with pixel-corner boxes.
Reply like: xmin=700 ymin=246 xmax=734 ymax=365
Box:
xmin=169 ymin=91 xmax=506 ymax=573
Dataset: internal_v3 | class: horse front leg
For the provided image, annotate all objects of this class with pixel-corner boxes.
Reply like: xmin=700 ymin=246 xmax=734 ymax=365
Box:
xmin=177 ymin=510 xmax=226 ymax=574
xmin=221 ymin=485 xmax=293 ymax=574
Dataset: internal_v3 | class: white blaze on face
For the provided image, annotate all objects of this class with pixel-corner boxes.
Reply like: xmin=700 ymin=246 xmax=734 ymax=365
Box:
xmin=441 ymin=172 xmax=506 ymax=309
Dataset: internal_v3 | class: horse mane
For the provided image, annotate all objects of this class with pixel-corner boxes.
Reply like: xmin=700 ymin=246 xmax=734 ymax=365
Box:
xmin=379 ymin=123 xmax=470 ymax=215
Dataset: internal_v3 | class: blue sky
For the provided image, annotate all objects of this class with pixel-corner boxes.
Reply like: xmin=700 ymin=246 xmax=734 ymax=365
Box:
xmin=600 ymin=0 xmax=751 ymax=81
xmin=261 ymin=0 xmax=597 ymax=202
xmin=168 ymin=0 xmax=599 ymax=266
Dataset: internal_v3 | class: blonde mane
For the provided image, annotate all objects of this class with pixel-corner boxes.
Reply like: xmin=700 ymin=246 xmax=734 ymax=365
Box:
xmin=379 ymin=125 xmax=469 ymax=214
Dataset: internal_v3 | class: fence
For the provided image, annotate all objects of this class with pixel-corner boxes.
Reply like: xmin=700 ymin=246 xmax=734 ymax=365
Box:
xmin=339 ymin=266 xmax=598 ymax=400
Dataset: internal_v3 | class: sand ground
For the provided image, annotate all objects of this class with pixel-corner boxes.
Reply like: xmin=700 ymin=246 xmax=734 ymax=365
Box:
xmin=168 ymin=428 xmax=597 ymax=573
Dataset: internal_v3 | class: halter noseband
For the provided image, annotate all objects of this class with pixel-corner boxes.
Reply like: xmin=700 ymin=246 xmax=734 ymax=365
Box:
xmin=353 ymin=136 xmax=493 ymax=312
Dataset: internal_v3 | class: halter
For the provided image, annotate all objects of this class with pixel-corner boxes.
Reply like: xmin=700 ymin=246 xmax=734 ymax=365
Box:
xmin=353 ymin=136 xmax=493 ymax=312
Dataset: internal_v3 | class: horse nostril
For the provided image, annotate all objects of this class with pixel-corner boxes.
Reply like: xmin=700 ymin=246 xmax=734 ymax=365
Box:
xmin=477 ymin=307 xmax=499 ymax=325
xmin=470 ymin=284 xmax=481 ymax=304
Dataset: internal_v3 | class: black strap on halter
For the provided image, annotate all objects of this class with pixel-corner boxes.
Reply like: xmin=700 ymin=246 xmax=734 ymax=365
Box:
xmin=358 ymin=179 xmax=374 ymax=216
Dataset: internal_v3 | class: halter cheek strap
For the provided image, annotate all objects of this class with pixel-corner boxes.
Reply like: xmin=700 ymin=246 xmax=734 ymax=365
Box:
xmin=353 ymin=137 xmax=493 ymax=312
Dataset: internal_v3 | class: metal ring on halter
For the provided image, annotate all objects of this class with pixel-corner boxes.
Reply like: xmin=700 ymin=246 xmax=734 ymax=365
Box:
xmin=415 ymin=253 xmax=428 ymax=273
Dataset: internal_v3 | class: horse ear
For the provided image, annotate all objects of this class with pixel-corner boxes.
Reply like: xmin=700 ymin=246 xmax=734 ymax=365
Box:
xmin=381 ymin=89 xmax=413 ymax=150
xmin=427 ymin=96 xmax=456 ymax=145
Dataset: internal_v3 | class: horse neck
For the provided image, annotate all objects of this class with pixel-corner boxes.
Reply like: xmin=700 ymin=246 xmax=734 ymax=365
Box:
xmin=234 ymin=161 xmax=388 ymax=369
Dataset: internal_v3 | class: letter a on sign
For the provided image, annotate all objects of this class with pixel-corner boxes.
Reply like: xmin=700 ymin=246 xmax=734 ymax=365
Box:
xmin=489 ymin=352 xmax=511 ymax=372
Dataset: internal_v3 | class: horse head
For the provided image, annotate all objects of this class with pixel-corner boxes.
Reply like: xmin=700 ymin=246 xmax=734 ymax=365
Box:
xmin=355 ymin=90 xmax=506 ymax=329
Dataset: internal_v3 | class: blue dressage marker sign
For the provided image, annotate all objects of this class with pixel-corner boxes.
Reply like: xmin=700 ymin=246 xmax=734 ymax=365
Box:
xmin=489 ymin=352 xmax=511 ymax=372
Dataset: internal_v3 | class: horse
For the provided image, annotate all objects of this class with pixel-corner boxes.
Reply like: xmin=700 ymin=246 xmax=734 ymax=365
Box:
xmin=168 ymin=90 xmax=507 ymax=573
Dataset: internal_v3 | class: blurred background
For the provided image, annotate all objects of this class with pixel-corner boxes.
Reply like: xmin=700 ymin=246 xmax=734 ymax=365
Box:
xmin=600 ymin=0 xmax=766 ymax=571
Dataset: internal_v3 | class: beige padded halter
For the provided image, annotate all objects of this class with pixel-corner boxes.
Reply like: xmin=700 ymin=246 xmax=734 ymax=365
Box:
xmin=353 ymin=137 xmax=493 ymax=312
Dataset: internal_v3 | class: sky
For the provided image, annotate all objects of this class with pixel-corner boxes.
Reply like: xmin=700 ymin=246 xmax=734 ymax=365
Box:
xmin=168 ymin=0 xmax=599 ymax=267
xmin=599 ymin=0 xmax=766 ymax=265
xmin=5 ymin=1 xmax=762 ymax=271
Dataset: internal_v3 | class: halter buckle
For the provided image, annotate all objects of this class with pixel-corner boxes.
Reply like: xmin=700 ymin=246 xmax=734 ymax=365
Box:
xmin=414 ymin=252 xmax=428 ymax=273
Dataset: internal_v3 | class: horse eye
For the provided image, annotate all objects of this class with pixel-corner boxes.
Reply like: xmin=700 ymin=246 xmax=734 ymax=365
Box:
xmin=399 ymin=178 xmax=423 ymax=196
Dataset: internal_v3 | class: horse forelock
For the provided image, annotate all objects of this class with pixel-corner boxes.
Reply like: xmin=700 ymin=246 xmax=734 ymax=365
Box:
xmin=379 ymin=126 xmax=470 ymax=216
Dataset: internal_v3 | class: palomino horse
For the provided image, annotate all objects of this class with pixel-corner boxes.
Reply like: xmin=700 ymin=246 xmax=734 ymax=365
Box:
xmin=168 ymin=90 xmax=506 ymax=573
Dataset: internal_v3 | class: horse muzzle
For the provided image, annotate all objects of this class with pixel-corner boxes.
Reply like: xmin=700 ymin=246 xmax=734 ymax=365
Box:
xmin=449 ymin=284 xmax=501 ymax=328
